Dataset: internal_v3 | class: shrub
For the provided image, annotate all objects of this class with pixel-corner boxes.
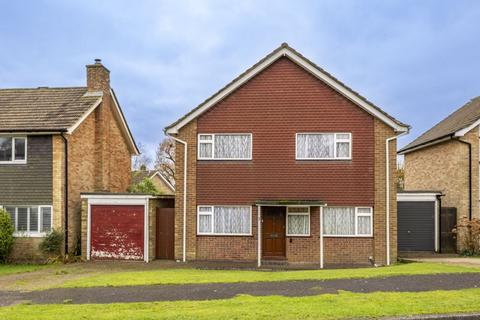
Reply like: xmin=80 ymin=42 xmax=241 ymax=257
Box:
xmin=39 ymin=229 xmax=64 ymax=257
xmin=452 ymin=217 xmax=480 ymax=256
xmin=0 ymin=208 xmax=15 ymax=263
xmin=128 ymin=177 xmax=160 ymax=195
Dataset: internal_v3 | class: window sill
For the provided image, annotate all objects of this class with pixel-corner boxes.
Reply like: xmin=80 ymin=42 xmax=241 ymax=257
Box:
xmin=0 ymin=161 xmax=27 ymax=165
xmin=286 ymin=234 xmax=311 ymax=238
xmin=13 ymin=232 xmax=48 ymax=238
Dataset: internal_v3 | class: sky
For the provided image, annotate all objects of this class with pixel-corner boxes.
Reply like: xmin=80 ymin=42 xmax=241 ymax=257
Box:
xmin=1 ymin=0 xmax=479 ymax=163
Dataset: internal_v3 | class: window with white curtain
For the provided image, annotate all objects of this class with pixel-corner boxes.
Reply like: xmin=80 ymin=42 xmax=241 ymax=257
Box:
xmin=296 ymin=133 xmax=351 ymax=160
xmin=197 ymin=206 xmax=252 ymax=235
xmin=198 ymin=134 xmax=252 ymax=160
xmin=1 ymin=205 xmax=52 ymax=236
xmin=323 ymin=207 xmax=372 ymax=236
xmin=287 ymin=206 xmax=310 ymax=236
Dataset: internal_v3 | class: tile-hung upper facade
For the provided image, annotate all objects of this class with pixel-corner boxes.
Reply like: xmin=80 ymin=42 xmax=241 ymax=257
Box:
xmin=0 ymin=61 xmax=139 ymax=261
xmin=165 ymin=43 xmax=410 ymax=267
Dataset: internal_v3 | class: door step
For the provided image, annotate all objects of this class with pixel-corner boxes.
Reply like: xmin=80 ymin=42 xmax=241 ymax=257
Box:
xmin=261 ymin=259 xmax=288 ymax=266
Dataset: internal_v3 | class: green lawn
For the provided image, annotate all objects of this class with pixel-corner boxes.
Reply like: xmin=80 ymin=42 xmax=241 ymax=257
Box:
xmin=0 ymin=264 xmax=50 ymax=276
xmin=2 ymin=289 xmax=480 ymax=319
xmin=61 ymin=262 xmax=480 ymax=288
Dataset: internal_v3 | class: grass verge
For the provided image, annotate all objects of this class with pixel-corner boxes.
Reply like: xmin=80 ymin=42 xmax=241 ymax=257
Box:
xmin=2 ymin=288 xmax=480 ymax=319
xmin=0 ymin=264 xmax=50 ymax=276
xmin=60 ymin=262 xmax=480 ymax=288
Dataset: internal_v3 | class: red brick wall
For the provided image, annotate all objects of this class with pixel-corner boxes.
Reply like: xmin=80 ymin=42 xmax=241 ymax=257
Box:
xmin=197 ymin=57 xmax=374 ymax=206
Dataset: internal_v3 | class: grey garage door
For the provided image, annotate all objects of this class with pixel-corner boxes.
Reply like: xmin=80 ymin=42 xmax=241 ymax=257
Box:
xmin=398 ymin=201 xmax=435 ymax=251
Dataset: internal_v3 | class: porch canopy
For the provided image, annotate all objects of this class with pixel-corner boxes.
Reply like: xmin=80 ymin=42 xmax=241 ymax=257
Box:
xmin=255 ymin=200 xmax=326 ymax=206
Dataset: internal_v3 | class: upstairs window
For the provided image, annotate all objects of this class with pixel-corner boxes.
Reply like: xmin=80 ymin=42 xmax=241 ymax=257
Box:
xmin=2 ymin=205 xmax=52 ymax=236
xmin=198 ymin=134 xmax=252 ymax=160
xmin=296 ymin=133 xmax=351 ymax=160
xmin=0 ymin=137 xmax=27 ymax=163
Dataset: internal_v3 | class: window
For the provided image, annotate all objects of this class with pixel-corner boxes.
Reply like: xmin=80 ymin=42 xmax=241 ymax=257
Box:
xmin=198 ymin=134 xmax=252 ymax=160
xmin=1 ymin=205 xmax=52 ymax=236
xmin=197 ymin=206 xmax=252 ymax=235
xmin=0 ymin=137 xmax=27 ymax=163
xmin=287 ymin=206 xmax=310 ymax=236
xmin=296 ymin=133 xmax=351 ymax=160
xmin=323 ymin=207 xmax=372 ymax=236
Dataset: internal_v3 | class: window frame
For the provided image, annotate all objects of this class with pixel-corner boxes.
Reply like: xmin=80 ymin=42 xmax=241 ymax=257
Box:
xmin=0 ymin=136 xmax=27 ymax=164
xmin=286 ymin=206 xmax=310 ymax=237
xmin=197 ymin=133 xmax=253 ymax=160
xmin=295 ymin=132 xmax=352 ymax=160
xmin=322 ymin=206 xmax=373 ymax=237
xmin=0 ymin=205 xmax=52 ymax=237
xmin=197 ymin=205 xmax=253 ymax=236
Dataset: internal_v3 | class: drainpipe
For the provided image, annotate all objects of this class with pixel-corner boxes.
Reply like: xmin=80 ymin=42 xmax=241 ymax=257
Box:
xmin=457 ymin=139 xmax=472 ymax=221
xmin=167 ymin=134 xmax=188 ymax=262
xmin=386 ymin=131 xmax=408 ymax=266
xmin=60 ymin=132 xmax=69 ymax=257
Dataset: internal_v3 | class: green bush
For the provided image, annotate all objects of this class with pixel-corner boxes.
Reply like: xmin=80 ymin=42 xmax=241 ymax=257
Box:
xmin=128 ymin=177 xmax=160 ymax=195
xmin=0 ymin=208 xmax=15 ymax=263
xmin=39 ymin=229 xmax=64 ymax=256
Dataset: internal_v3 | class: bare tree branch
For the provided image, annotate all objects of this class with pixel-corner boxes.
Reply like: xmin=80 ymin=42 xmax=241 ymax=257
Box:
xmin=154 ymin=137 xmax=175 ymax=186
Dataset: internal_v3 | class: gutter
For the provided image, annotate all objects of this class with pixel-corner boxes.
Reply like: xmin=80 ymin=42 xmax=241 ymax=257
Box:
xmin=165 ymin=133 xmax=188 ymax=262
xmin=457 ymin=139 xmax=472 ymax=220
xmin=60 ymin=132 xmax=69 ymax=257
xmin=386 ymin=130 xmax=408 ymax=266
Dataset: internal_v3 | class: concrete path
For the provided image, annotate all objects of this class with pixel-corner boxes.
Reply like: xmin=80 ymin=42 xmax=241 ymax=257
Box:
xmin=1 ymin=273 xmax=480 ymax=306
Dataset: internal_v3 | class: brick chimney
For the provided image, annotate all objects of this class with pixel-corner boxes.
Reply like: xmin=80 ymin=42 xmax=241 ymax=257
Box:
xmin=86 ymin=59 xmax=110 ymax=92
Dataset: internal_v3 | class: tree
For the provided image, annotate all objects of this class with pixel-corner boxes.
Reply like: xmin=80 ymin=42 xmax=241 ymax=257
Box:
xmin=0 ymin=208 xmax=14 ymax=263
xmin=128 ymin=177 xmax=160 ymax=195
xmin=132 ymin=142 xmax=153 ymax=170
xmin=154 ymin=137 xmax=175 ymax=186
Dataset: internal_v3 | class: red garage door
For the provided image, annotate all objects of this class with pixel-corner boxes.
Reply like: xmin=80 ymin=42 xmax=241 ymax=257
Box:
xmin=90 ymin=205 xmax=145 ymax=260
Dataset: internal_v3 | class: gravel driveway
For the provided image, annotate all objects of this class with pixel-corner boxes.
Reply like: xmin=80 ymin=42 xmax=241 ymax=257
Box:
xmin=1 ymin=273 xmax=480 ymax=306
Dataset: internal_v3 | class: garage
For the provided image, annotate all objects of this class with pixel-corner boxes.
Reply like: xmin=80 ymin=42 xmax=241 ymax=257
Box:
xmin=397 ymin=191 xmax=441 ymax=253
xmin=82 ymin=194 xmax=150 ymax=262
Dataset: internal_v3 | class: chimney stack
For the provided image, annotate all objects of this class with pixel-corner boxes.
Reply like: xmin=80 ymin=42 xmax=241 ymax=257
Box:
xmin=86 ymin=59 xmax=110 ymax=92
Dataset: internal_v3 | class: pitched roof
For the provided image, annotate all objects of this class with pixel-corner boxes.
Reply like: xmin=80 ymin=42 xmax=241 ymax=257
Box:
xmin=0 ymin=87 xmax=101 ymax=132
xmin=399 ymin=97 xmax=480 ymax=154
xmin=165 ymin=43 xmax=409 ymax=134
xmin=131 ymin=170 xmax=175 ymax=192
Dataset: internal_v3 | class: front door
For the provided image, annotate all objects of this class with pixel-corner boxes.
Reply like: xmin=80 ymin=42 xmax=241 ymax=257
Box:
xmin=262 ymin=207 xmax=286 ymax=258
xmin=156 ymin=207 xmax=175 ymax=259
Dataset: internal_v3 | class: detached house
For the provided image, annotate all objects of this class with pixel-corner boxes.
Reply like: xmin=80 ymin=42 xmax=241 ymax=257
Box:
xmin=165 ymin=43 xmax=409 ymax=267
xmin=0 ymin=60 xmax=139 ymax=260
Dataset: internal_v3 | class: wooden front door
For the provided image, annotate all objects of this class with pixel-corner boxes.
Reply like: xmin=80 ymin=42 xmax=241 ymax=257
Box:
xmin=262 ymin=207 xmax=286 ymax=258
xmin=156 ymin=207 xmax=175 ymax=259
xmin=440 ymin=207 xmax=457 ymax=253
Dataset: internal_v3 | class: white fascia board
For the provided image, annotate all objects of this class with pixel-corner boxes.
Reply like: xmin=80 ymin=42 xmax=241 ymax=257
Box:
xmin=166 ymin=47 xmax=409 ymax=134
xmin=67 ymin=97 xmax=103 ymax=134
xmin=153 ymin=172 xmax=175 ymax=192
xmin=454 ymin=119 xmax=480 ymax=137
xmin=397 ymin=193 xmax=441 ymax=202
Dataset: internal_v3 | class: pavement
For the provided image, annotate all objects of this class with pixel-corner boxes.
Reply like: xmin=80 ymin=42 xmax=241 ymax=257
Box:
xmin=1 ymin=272 xmax=480 ymax=306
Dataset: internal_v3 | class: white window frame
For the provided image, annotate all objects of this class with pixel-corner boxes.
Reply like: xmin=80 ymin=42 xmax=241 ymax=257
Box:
xmin=323 ymin=206 xmax=373 ymax=237
xmin=0 ymin=136 xmax=27 ymax=164
xmin=0 ymin=205 xmax=53 ymax=237
xmin=286 ymin=206 xmax=310 ymax=236
xmin=197 ymin=133 xmax=253 ymax=160
xmin=197 ymin=205 xmax=253 ymax=236
xmin=295 ymin=132 xmax=352 ymax=160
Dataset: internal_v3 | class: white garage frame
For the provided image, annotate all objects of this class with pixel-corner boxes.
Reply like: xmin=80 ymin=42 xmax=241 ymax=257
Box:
xmin=81 ymin=194 xmax=151 ymax=262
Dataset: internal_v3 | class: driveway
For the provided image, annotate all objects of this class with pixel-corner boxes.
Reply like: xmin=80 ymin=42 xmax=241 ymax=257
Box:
xmin=1 ymin=273 xmax=480 ymax=306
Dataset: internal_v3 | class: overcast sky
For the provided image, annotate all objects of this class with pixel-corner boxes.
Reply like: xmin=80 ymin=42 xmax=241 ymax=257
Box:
xmin=1 ymin=1 xmax=479 ymax=162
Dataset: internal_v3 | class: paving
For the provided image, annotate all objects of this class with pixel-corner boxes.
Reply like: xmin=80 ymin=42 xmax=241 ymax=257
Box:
xmin=1 ymin=273 xmax=480 ymax=306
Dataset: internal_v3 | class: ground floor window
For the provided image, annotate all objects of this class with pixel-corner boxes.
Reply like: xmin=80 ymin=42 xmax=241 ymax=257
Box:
xmin=197 ymin=205 xmax=252 ymax=235
xmin=286 ymin=206 xmax=310 ymax=236
xmin=0 ymin=205 xmax=52 ymax=236
xmin=323 ymin=207 xmax=372 ymax=236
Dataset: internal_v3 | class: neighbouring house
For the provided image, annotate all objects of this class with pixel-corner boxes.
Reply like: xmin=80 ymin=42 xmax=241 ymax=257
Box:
xmin=131 ymin=169 xmax=175 ymax=195
xmin=399 ymin=97 xmax=480 ymax=251
xmin=164 ymin=43 xmax=410 ymax=267
xmin=0 ymin=59 xmax=139 ymax=261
